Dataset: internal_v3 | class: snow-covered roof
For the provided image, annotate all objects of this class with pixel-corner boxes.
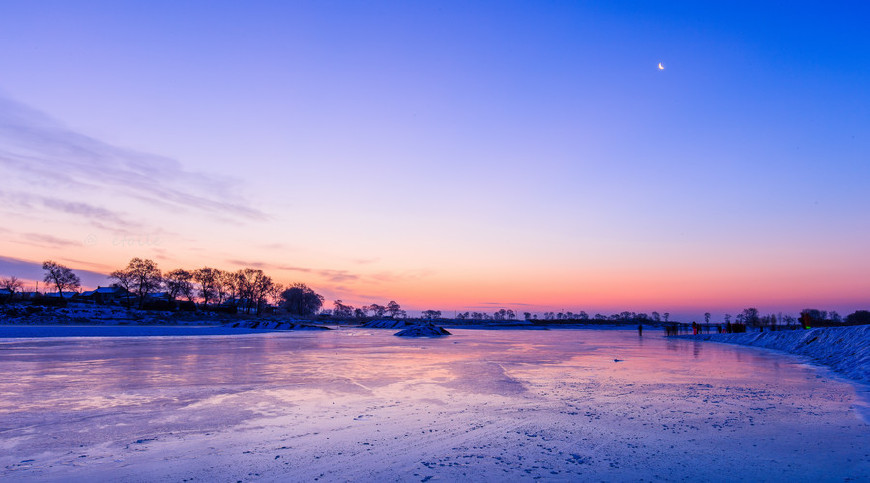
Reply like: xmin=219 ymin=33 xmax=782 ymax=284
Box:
xmin=81 ymin=286 xmax=127 ymax=296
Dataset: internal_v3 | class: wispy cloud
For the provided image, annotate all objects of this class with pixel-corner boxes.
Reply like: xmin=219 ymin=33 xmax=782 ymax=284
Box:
xmin=227 ymin=259 xmax=362 ymax=283
xmin=475 ymin=302 xmax=536 ymax=307
xmin=0 ymin=191 xmax=138 ymax=232
xmin=369 ymin=269 xmax=433 ymax=283
xmin=21 ymin=233 xmax=81 ymax=248
xmin=0 ymin=95 xmax=267 ymax=222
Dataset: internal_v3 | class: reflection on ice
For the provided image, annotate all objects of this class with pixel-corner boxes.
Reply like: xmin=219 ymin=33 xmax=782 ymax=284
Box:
xmin=0 ymin=328 xmax=867 ymax=481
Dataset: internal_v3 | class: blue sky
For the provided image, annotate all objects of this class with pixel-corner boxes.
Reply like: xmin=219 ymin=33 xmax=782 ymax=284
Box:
xmin=1 ymin=1 xmax=868 ymax=319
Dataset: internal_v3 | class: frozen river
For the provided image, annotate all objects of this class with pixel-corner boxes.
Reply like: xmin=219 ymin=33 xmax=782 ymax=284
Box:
xmin=1 ymin=327 xmax=867 ymax=481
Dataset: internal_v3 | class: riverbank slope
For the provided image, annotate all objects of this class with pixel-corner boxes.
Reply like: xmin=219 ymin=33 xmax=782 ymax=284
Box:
xmin=681 ymin=325 xmax=870 ymax=385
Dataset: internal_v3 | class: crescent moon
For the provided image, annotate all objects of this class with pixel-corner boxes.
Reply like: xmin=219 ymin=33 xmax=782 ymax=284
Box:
xmin=658 ymin=62 xmax=665 ymax=70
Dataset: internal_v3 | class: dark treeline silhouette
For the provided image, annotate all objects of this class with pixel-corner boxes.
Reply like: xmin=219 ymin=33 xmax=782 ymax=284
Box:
xmin=2 ymin=261 xmax=870 ymax=327
xmin=323 ymin=300 xmax=406 ymax=320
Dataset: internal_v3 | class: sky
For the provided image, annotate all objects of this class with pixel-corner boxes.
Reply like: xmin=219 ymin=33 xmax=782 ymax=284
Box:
xmin=1 ymin=1 xmax=868 ymax=321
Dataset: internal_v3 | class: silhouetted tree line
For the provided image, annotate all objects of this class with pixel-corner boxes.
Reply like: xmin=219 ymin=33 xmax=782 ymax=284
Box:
xmin=3 ymin=262 xmax=870 ymax=327
xmin=323 ymin=300 xmax=406 ymax=320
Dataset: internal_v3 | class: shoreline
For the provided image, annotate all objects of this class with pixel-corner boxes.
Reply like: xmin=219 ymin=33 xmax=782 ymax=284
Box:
xmin=677 ymin=325 xmax=870 ymax=386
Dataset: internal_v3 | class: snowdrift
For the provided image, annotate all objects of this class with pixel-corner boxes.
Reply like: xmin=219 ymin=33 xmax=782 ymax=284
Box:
xmin=394 ymin=325 xmax=451 ymax=337
xmin=686 ymin=325 xmax=870 ymax=385
xmin=226 ymin=320 xmax=332 ymax=331
xmin=360 ymin=319 xmax=416 ymax=329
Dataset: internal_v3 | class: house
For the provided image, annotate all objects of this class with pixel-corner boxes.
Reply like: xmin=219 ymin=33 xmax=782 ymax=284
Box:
xmin=43 ymin=291 xmax=80 ymax=299
xmin=79 ymin=286 xmax=131 ymax=305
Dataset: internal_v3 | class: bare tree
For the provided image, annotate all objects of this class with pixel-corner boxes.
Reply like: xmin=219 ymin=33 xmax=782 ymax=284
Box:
xmin=268 ymin=282 xmax=284 ymax=307
xmin=366 ymin=304 xmax=386 ymax=317
xmin=704 ymin=312 xmax=711 ymax=325
xmin=236 ymin=268 xmax=272 ymax=315
xmin=109 ymin=269 xmax=134 ymax=308
xmin=119 ymin=258 xmax=162 ymax=308
xmin=422 ymin=309 xmax=442 ymax=320
xmin=42 ymin=261 xmax=81 ymax=299
xmin=1 ymin=276 xmax=24 ymax=296
xmin=741 ymin=307 xmax=760 ymax=327
xmin=164 ymin=269 xmax=194 ymax=303
xmin=213 ymin=269 xmax=230 ymax=304
xmin=333 ymin=300 xmax=353 ymax=318
xmin=193 ymin=267 xmax=221 ymax=307
xmin=386 ymin=300 xmax=401 ymax=318
xmin=222 ymin=270 xmax=242 ymax=307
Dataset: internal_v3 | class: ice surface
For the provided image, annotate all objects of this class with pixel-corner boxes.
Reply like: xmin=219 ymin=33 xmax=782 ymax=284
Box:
xmin=1 ymin=328 xmax=867 ymax=481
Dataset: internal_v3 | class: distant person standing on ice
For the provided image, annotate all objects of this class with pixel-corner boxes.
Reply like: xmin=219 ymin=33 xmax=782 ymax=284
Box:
xmin=638 ymin=323 xmax=643 ymax=336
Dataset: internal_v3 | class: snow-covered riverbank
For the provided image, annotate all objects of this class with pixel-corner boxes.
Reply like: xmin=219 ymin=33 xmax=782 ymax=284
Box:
xmin=681 ymin=325 xmax=870 ymax=385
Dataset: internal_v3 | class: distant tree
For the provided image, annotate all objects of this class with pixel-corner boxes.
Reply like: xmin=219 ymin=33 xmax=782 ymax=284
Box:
xmin=505 ymin=309 xmax=516 ymax=320
xmin=164 ymin=269 xmax=194 ymax=303
xmin=523 ymin=312 xmax=532 ymax=320
xmin=354 ymin=307 xmax=367 ymax=318
xmin=651 ymin=311 xmax=661 ymax=322
xmin=662 ymin=312 xmax=670 ymax=323
xmin=845 ymin=310 xmax=870 ymax=325
xmin=724 ymin=313 xmax=731 ymax=324
xmin=41 ymin=260 xmax=81 ymax=299
xmin=457 ymin=312 xmax=470 ymax=320
xmin=280 ymin=283 xmax=324 ymax=316
xmin=108 ymin=269 xmax=134 ymax=308
xmin=222 ymin=270 xmax=242 ymax=306
xmin=704 ymin=312 xmax=711 ymax=325
xmin=333 ymin=300 xmax=354 ymax=318
xmin=118 ymin=258 xmax=163 ymax=309
xmin=829 ymin=311 xmax=841 ymax=323
xmin=0 ymin=276 xmax=24 ymax=296
xmin=386 ymin=300 xmax=402 ymax=318
xmin=800 ymin=308 xmax=825 ymax=325
xmin=193 ymin=267 xmax=220 ymax=307
xmin=422 ymin=309 xmax=442 ymax=320
xmin=578 ymin=311 xmax=589 ymax=321
xmin=365 ymin=304 xmax=385 ymax=317
xmin=229 ymin=269 xmax=273 ymax=315
xmin=230 ymin=268 xmax=273 ymax=315
xmin=268 ymin=283 xmax=284 ymax=307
